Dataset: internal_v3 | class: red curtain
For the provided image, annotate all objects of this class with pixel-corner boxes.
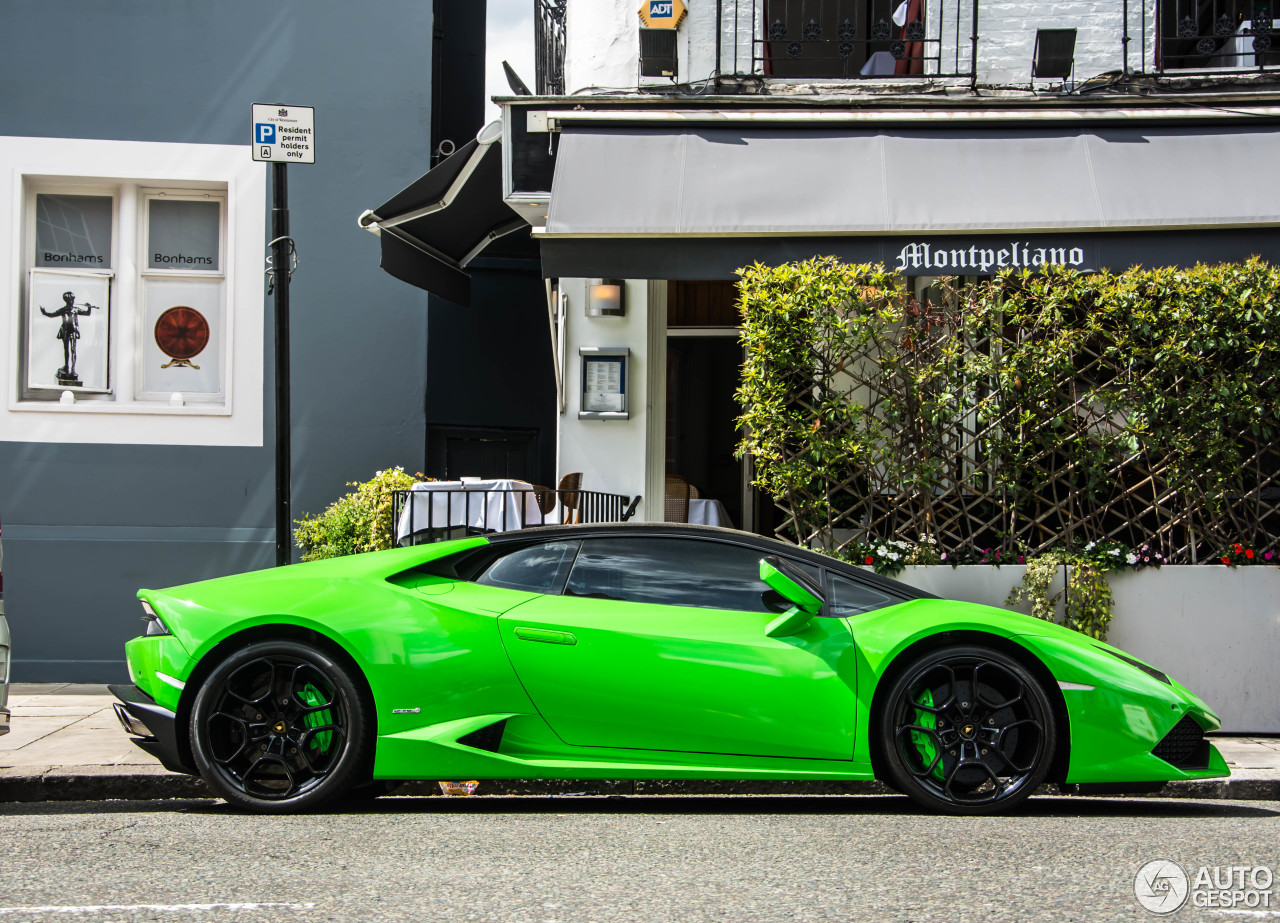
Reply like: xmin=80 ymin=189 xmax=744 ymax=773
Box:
xmin=893 ymin=0 xmax=925 ymax=75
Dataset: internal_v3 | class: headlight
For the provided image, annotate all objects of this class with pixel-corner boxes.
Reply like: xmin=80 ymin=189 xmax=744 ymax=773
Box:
xmin=140 ymin=601 xmax=170 ymax=636
xmin=1097 ymin=645 xmax=1170 ymax=685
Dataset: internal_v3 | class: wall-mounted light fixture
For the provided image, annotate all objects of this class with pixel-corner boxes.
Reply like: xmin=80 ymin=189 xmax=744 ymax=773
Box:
xmin=1032 ymin=28 xmax=1077 ymax=80
xmin=586 ymin=279 xmax=626 ymax=316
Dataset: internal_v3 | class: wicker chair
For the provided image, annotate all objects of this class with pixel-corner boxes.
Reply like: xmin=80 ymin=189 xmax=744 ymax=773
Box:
xmin=664 ymin=474 xmax=691 ymax=523
xmin=557 ymin=472 xmax=582 ymax=524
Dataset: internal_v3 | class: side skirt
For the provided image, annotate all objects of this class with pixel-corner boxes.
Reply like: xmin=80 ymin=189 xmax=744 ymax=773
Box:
xmin=372 ymin=713 xmax=874 ymax=782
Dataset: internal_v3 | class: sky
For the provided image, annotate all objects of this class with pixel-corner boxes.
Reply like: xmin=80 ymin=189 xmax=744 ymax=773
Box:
xmin=485 ymin=0 xmax=537 ymax=124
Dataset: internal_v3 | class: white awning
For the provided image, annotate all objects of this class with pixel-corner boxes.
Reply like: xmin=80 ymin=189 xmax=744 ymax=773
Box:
xmin=538 ymin=122 xmax=1280 ymax=277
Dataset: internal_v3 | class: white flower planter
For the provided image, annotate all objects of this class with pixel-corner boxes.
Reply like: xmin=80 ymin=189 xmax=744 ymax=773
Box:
xmin=884 ymin=565 xmax=1280 ymax=734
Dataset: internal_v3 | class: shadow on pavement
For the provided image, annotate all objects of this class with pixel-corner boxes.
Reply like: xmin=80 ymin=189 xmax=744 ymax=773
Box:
xmin=2 ymin=794 xmax=1278 ymax=819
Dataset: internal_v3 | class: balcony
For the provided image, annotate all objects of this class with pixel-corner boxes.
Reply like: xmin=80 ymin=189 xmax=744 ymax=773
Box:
xmin=1152 ymin=0 xmax=1280 ymax=72
xmin=717 ymin=0 xmax=977 ymax=81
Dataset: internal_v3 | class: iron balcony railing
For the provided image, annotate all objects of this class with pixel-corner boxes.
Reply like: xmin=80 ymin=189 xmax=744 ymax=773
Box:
xmin=391 ymin=486 xmax=640 ymax=546
xmin=536 ymin=0 xmax=568 ymax=94
xmin=717 ymin=0 xmax=978 ymax=81
xmin=1144 ymin=0 xmax=1280 ymax=73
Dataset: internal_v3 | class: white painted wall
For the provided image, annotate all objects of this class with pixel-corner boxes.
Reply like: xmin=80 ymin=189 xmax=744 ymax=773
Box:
xmin=565 ymin=0 xmax=1155 ymax=91
xmin=557 ymin=278 xmax=659 ymax=520
xmin=890 ymin=564 xmax=1280 ymax=733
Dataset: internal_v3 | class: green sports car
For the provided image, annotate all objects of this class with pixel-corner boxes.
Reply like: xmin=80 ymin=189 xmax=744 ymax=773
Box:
xmin=110 ymin=523 xmax=1228 ymax=814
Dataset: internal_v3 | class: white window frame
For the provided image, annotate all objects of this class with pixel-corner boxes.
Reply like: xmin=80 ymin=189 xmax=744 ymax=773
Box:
xmin=1 ymin=136 xmax=264 ymax=447
xmin=135 ymin=188 xmax=229 ymax=404
xmin=20 ymin=182 xmax=119 ymax=400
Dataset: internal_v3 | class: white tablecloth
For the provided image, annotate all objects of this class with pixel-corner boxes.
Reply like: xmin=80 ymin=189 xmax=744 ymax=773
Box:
xmin=396 ymin=479 xmax=547 ymax=542
xmin=688 ymin=498 xmax=733 ymax=528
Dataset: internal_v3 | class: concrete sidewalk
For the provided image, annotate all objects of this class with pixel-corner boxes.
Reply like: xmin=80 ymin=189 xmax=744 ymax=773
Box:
xmin=3 ymin=685 xmax=1279 ymax=802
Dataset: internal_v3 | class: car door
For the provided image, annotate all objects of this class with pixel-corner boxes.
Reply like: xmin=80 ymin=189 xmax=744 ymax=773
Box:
xmin=497 ymin=535 xmax=859 ymax=761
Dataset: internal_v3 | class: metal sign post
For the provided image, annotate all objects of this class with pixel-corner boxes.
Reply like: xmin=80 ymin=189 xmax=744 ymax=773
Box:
xmin=252 ymin=105 xmax=314 ymax=566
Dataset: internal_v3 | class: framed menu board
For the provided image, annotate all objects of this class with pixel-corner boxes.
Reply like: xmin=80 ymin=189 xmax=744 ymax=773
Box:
xmin=579 ymin=346 xmax=629 ymax=420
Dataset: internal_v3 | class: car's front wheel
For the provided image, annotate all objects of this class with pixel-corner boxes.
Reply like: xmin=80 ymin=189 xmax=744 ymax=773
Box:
xmin=189 ymin=639 xmax=372 ymax=813
xmin=879 ymin=645 xmax=1055 ymax=815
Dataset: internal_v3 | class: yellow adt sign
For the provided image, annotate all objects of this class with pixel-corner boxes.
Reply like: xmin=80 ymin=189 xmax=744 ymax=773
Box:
xmin=639 ymin=0 xmax=687 ymax=28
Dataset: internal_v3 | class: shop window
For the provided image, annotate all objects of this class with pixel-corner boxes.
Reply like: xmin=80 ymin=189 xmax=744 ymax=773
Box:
xmin=21 ymin=183 xmax=228 ymax=405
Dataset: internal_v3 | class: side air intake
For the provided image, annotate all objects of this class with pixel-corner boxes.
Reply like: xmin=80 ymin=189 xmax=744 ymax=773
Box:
xmin=1152 ymin=715 xmax=1210 ymax=770
xmin=457 ymin=719 xmax=508 ymax=753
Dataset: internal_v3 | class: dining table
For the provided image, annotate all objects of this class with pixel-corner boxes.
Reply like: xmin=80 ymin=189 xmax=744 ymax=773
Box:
xmin=688 ymin=498 xmax=734 ymax=529
xmin=395 ymin=478 xmax=550 ymax=544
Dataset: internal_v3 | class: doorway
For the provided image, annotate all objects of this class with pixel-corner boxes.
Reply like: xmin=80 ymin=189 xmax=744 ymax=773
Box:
xmin=665 ymin=336 xmax=744 ymax=529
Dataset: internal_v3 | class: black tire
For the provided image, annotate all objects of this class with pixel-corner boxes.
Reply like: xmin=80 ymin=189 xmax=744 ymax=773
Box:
xmin=878 ymin=645 xmax=1055 ymax=816
xmin=189 ymin=639 xmax=373 ymax=814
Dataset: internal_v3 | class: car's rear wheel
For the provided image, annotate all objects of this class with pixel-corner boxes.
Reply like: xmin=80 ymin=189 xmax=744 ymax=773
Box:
xmin=189 ymin=640 xmax=372 ymax=813
xmin=879 ymin=645 xmax=1055 ymax=815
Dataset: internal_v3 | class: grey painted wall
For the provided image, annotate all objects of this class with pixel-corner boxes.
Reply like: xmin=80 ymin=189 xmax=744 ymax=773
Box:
xmin=0 ymin=1 xmax=437 ymax=680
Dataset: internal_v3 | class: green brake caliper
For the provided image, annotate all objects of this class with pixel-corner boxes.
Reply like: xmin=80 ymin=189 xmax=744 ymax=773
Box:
xmin=299 ymin=683 xmax=333 ymax=755
xmin=909 ymin=689 xmax=945 ymax=781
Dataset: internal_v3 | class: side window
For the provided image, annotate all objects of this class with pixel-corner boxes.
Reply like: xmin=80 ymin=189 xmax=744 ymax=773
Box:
xmin=565 ymin=537 xmax=818 ymax=613
xmin=829 ymin=573 xmax=896 ymax=617
xmin=475 ymin=540 xmax=580 ymax=594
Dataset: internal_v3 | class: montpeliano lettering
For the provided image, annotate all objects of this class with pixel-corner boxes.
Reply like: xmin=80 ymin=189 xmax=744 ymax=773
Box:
xmin=894 ymin=241 xmax=1086 ymax=273
xmin=42 ymin=252 xmax=104 ymax=264
xmin=153 ymin=252 xmax=214 ymax=265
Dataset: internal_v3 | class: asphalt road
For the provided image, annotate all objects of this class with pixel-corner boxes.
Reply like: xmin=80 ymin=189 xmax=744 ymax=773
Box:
xmin=1 ymin=795 xmax=1277 ymax=922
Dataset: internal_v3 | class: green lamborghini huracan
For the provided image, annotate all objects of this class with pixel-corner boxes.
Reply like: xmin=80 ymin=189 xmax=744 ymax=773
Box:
xmin=111 ymin=523 xmax=1228 ymax=814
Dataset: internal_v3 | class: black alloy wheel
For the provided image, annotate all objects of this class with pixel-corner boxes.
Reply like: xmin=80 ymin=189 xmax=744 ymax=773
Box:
xmin=879 ymin=645 xmax=1056 ymax=815
xmin=190 ymin=640 xmax=372 ymax=813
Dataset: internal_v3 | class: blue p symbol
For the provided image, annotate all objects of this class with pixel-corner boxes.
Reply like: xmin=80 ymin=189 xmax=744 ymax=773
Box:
xmin=255 ymin=123 xmax=276 ymax=144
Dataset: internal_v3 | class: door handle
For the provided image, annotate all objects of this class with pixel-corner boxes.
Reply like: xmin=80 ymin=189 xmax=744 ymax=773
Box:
xmin=513 ymin=627 xmax=577 ymax=646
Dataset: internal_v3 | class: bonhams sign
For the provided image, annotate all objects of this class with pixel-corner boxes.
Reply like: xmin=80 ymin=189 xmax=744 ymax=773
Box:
xmin=893 ymin=241 xmax=1088 ymax=274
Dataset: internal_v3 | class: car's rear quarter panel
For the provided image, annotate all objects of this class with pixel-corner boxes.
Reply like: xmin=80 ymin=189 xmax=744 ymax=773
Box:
xmin=132 ymin=540 xmax=542 ymax=774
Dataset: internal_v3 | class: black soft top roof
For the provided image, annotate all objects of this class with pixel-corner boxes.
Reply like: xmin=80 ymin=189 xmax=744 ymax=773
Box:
xmin=487 ymin=522 xmax=938 ymax=601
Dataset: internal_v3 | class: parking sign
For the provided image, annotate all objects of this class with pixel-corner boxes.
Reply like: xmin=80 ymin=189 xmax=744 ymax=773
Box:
xmin=250 ymin=104 xmax=315 ymax=163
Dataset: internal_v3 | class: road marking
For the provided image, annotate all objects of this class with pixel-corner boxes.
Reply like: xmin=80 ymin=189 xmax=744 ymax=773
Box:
xmin=0 ymin=903 xmax=315 ymax=915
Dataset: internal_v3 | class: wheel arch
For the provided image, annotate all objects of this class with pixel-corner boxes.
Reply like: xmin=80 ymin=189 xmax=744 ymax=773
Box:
xmin=866 ymin=629 xmax=1070 ymax=785
xmin=172 ymin=622 xmax=377 ymax=775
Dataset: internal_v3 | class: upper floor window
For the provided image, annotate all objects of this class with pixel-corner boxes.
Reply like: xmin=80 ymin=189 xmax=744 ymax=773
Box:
xmin=740 ymin=0 xmax=974 ymax=79
xmin=1 ymin=136 xmax=264 ymax=447
xmin=22 ymin=182 xmax=227 ymax=405
xmin=1158 ymin=0 xmax=1280 ymax=70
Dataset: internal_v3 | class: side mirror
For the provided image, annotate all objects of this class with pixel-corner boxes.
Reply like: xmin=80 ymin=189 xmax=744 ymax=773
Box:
xmin=759 ymin=555 xmax=824 ymax=638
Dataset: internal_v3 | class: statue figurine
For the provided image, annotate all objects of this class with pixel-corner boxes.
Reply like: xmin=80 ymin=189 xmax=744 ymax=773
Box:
xmin=40 ymin=290 xmax=99 ymax=386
